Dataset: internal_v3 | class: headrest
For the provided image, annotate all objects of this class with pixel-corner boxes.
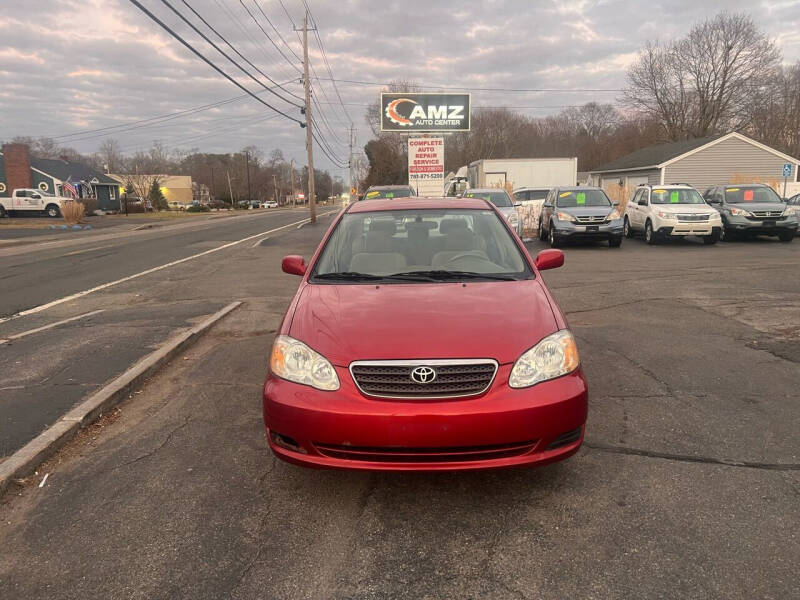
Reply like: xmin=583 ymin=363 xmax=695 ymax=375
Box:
xmin=439 ymin=219 xmax=469 ymax=234
xmin=368 ymin=219 xmax=396 ymax=235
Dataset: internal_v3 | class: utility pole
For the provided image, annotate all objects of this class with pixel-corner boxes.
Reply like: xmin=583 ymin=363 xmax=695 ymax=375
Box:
xmin=272 ymin=174 xmax=278 ymax=202
xmin=290 ymin=159 xmax=296 ymax=207
xmin=210 ymin=166 xmax=215 ymax=202
xmin=348 ymin=125 xmax=354 ymax=204
xmin=227 ymin=170 xmax=235 ymax=206
xmin=245 ymin=150 xmax=252 ymax=203
xmin=300 ymin=12 xmax=316 ymax=223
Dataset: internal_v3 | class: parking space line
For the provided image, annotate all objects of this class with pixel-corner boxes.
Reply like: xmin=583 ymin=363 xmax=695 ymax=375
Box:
xmin=0 ymin=211 xmax=337 ymax=326
xmin=63 ymin=244 xmax=114 ymax=257
xmin=0 ymin=309 xmax=105 ymax=345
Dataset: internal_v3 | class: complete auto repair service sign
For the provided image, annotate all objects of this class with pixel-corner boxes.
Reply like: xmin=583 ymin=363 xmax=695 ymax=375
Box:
xmin=408 ymin=137 xmax=444 ymax=196
xmin=381 ymin=93 xmax=471 ymax=132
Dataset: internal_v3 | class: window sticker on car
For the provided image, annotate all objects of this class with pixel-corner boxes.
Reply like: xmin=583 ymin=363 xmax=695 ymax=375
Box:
xmin=366 ymin=191 xmax=380 ymax=198
xmin=559 ymin=192 xmax=572 ymax=197
xmin=653 ymin=189 xmax=666 ymax=194
xmin=670 ymin=191 xmax=679 ymax=203
xmin=743 ymin=190 xmax=754 ymax=201
xmin=727 ymin=188 xmax=739 ymax=192
xmin=385 ymin=192 xmax=394 ymax=198
xmin=576 ymin=192 xmax=586 ymax=204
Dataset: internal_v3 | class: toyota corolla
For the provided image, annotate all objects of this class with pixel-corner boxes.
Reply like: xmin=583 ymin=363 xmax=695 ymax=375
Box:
xmin=263 ymin=196 xmax=588 ymax=471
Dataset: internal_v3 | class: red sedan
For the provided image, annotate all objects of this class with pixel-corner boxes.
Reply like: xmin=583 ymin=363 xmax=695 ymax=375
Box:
xmin=263 ymin=196 xmax=587 ymax=471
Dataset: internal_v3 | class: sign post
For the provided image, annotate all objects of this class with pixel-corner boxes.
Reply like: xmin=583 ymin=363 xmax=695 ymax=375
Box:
xmin=782 ymin=163 xmax=793 ymax=200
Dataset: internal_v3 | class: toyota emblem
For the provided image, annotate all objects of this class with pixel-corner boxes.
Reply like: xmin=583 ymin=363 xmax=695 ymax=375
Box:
xmin=410 ymin=366 xmax=436 ymax=384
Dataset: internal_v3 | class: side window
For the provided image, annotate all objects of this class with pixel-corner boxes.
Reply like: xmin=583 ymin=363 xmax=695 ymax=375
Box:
xmin=703 ymin=187 xmax=714 ymax=199
xmin=631 ymin=189 xmax=643 ymax=205
xmin=638 ymin=189 xmax=649 ymax=205
xmin=17 ymin=190 xmax=28 ymax=198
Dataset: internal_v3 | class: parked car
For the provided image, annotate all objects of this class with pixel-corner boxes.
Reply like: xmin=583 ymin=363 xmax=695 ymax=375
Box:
xmin=785 ymin=194 xmax=800 ymax=218
xmin=264 ymin=196 xmax=587 ymax=471
xmin=463 ymin=188 xmax=522 ymax=236
xmin=624 ymin=184 xmax=722 ymax=245
xmin=513 ymin=187 xmax=550 ymax=203
xmin=261 ymin=200 xmax=279 ymax=208
xmin=0 ymin=188 xmax=71 ymax=218
xmin=539 ymin=187 xmax=623 ymax=248
xmin=361 ymin=185 xmax=416 ymax=200
xmin=703 ymin=184 xmax=797 ymax=242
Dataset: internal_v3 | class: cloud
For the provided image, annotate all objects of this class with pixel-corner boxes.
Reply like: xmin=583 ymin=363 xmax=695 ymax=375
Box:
xmin=0 ymin=0 xmax=798 ymax=172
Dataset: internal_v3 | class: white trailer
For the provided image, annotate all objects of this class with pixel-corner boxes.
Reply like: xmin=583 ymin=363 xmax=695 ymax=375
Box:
xmin=467 ymin=158 xmax=577 ymax=190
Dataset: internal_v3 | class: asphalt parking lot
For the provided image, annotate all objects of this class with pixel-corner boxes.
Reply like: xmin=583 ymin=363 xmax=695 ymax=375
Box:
xmin=1 ymin=225 xmax=798 ymax=599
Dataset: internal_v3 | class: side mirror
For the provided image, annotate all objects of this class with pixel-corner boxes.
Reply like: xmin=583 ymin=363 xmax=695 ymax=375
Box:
xmin=543 ymin=202 xmax=553 ymax=209
xmin=514 ymin=202 xmax=522 ymax=207
xmin=612 ymin=201 xmax=620 ymax=207
xmin=534 ymin=249 xmax=564 ymax=271
xmin=638 ymin=198 xmax=647 ymax=206
xmin=32 ymin=194 xmax=41 ymax=199
xmin=282 ymin=255 xmax=306 ymax=276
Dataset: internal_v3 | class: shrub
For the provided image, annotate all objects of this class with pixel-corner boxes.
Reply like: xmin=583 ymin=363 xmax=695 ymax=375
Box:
xmin=62 ymin=200 xmax=86 ymax=224
xmin=605 ymin=185 xmax=635 ymax=213
xmin=81 ymin=197 xmax=98 ymax=215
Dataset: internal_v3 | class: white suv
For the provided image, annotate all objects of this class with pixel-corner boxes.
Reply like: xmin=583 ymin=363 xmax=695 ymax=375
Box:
xmin=623 ymin=184 xmax=722 ymax=245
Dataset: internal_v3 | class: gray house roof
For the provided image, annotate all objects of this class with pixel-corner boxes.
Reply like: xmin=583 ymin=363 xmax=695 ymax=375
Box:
xmin=29 ymin=157 xmax=117 ymax=185
xmin=592 ymin=135 xmax=724 ymax=173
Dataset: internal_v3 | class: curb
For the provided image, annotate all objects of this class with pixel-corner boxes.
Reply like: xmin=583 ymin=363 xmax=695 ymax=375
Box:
xmin=0 ymin=301 xmax=242 ymax=496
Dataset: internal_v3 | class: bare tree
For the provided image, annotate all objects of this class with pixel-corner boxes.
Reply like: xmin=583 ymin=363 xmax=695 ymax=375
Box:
xmin=96 ymin=139 xmax=124 ymax=173
xmin=744 ymin=61 xmax=800 ymax=159
xmin=624 ymin=12 xmax=781 ymax=139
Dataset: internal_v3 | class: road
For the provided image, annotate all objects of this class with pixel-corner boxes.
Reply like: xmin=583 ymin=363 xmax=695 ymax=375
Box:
xmin=1 ymin=222 xmax=798 ymax=599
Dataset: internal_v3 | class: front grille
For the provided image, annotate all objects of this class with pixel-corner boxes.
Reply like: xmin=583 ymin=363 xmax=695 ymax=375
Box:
xmin=575 ymin=215 xmax=606 ymax=224
xmin=751 ymin=210 xmax=783 ymax=218
xmin=350 ymin=360 xmax=498 ymax=399
xmin=677 ymin=214 xmax=710 ymax=222
xmin=314 ymin=439 xmax=538 ymax=463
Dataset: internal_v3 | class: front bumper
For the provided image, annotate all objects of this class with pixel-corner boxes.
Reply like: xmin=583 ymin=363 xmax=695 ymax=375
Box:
xmin=553 ymin=219 xmax=623 ymax=240
xmin=724 ymin=214 xmax=798 ymax=235
xmin=263 ymin=365 xmax=588 ymax=471
xmin=654 ymin=216 xmax=721 ymax=236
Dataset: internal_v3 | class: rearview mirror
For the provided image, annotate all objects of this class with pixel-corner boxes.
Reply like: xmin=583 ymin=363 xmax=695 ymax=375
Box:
xmin=282 ymin=255 xmax=306 ymax=276
xmin=534 ymin=249 xmax=564 ymax=271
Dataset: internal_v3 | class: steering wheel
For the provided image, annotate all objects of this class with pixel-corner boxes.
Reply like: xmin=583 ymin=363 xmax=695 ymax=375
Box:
xmin=443 ymin=251 xmax=497 ymax=267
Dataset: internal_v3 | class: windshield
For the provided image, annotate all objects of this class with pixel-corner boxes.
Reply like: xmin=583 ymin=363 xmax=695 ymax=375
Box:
xmin=725 ymin=186 xmax=781 ymax=204
xmin=463 ymin=190 xmax=512 ymax=207
xmin=650 ymin=188 xmax=705 ymax=205
xmin=312 ymin=209 xmax=531 ymax=282
xmin=364 ymin=188 xmax=413 ymax=200
xmin=556 ymin=189 xmax=610 ymax=208
xmin=527 ymin=190 xmax=549 ymax=201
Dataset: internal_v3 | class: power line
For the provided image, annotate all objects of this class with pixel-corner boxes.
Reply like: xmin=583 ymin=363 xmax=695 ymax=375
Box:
xmin=126 ymin=0 xmax=304 ymax=125
xmin=170 ymin=0 xmax=303 ymax=106
xmin=251 ymin=0 xmax=302 ymax=63
xmin=52 ymin=79 xmax=299 ymax=142
xmin=310 ymin=76 xmax=625 ymax=93
xmin=237 ymin=0 xmax=301 ymax=74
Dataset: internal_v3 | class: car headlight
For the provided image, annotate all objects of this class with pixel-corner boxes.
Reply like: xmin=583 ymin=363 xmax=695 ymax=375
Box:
xmin=656 ymin=211 xmax=677 ymax=220
xmin=709 ymin=212 xmax=722 ymax=220
xmin=729 ymin=207 xmax=752 ymax=217
xmin=509 ymin=330 xmax=580 ymax=389
xmin=269 ymin=335 xmax=340 ymax=391
xmin=556 ymin=211 xmax=576 ymax=223
xmin=607 ymin=209 xmax=621 ymax=220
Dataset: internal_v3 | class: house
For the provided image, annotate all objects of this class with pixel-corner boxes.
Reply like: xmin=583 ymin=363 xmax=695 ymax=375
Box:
xmin=108 ymin=174 xmax=194 ymax=208
xmin=590 ymin=132 xmax=800 ymax=193
xmin=0 ymin=143 xmax=120 ymax=210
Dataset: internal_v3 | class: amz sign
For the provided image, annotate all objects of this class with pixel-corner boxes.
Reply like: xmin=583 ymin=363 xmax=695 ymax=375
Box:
xmin=381 ymin=93 xmax=471 ymax=132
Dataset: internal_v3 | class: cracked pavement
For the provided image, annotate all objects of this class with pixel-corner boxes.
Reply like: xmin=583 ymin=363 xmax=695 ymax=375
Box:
xmin=0 ymin=224 xmax=798 ymax=599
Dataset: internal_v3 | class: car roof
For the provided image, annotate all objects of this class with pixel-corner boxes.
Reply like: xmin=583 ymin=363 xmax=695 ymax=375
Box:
xmin=465 ymin=188 xmax=509 ymax=194
xmin=641 ymin=184 xmax=693 ymax=188
xmin=555 ymin=186 xmax=602 ymax=191
xmin=348 ymin=196 xmax=491 ymax=213
xmin=365 ymin=185 xmax=414 ymax=190
xmin=722 ymin=183 xmax=770 ymax=188
xmin=514 ymin=187 xmax=550 ymax=191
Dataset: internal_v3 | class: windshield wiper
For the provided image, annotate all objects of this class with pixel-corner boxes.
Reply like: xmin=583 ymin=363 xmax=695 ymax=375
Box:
xmin=313 ymin=271 xmax=384 ymax=281
xmin=387 ymin=270 xmax=519 ymax=281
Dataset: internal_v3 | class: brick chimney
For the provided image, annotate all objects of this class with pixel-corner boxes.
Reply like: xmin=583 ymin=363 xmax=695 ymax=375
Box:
xmin=2 ymin=143 xmax=33 ymax=193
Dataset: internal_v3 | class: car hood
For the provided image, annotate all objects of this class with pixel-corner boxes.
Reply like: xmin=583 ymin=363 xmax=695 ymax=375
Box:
xmin=288 ymin=279 xmax=558 ymax=366
xmin=652 ymin=204 xmax=717 ymax=214
xmin=728 ymin=202 xmax=786 ymax=212
xmin=557 ymin=206 xmax=617 ymax=220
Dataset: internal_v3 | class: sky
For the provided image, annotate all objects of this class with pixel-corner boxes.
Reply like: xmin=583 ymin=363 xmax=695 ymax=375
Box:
xmin=1 ymin=0 xmax=799 ymax=173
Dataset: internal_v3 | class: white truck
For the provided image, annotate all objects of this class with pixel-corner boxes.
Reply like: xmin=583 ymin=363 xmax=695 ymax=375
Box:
xmin=444 ymin=158 xmax=577 ymax=196
xmin=0 ymin=188 xmax=71 ymax=218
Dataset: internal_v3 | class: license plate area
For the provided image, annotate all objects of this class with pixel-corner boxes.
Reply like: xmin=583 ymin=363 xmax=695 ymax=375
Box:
xmin=586 ymin=225 xmax=599 ymax=232
xmin=762 ymin=220 xmax=776 ymax=227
